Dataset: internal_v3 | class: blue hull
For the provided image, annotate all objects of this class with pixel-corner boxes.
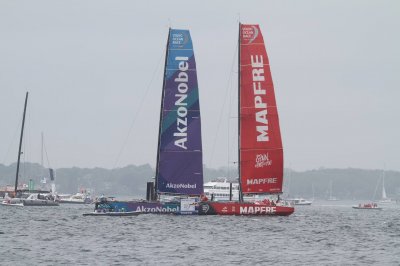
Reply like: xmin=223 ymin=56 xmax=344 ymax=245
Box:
xmin=95 ymin=200 xmax=180 ymax=214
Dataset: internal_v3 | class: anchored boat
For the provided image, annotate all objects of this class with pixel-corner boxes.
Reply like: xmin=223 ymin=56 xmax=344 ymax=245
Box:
xmin=1 ymin=92 xmax=59 ymax=207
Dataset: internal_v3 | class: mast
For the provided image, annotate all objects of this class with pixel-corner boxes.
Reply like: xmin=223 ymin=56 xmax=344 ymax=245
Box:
xmin=154 ymin=28 xmax=171 ymax=201
xmin=238 ymin=22 xmax=243 ymax=202
xmin=14 ymin=92 xmax=29 ymax=194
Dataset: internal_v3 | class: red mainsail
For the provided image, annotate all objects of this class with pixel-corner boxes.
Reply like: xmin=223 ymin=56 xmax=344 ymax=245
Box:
xmin=239 ymin=24 xmax=283 ymax=194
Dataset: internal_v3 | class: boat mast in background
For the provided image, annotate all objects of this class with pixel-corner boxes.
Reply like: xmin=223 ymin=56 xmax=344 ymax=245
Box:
xmin=14 ymin=91 xmax=29 ymax=195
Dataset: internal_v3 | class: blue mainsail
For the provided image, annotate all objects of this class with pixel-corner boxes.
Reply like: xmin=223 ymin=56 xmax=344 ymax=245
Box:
xmin=156 ymin=29 xmax=203 ymax=195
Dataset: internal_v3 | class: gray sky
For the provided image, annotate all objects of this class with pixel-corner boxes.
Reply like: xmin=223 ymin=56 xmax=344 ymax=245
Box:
xmin=0 ymin=0 xmax=399 ymax=171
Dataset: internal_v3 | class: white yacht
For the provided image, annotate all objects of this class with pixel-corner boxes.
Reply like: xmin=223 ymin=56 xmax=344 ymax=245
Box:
xmin=203 ymin=179 xmax=262 ymax=202
xmin=289 ymin=198 xmax=312 ymax=205
xmin=203 ymin=180 xmax=240 ymax=201
xmin=58 ymin=192 xmax=92 ymax=204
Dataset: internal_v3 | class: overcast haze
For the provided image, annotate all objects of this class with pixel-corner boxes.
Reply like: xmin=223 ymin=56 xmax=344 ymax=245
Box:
xmin=0 ymin=1 xmax=399 ymax=171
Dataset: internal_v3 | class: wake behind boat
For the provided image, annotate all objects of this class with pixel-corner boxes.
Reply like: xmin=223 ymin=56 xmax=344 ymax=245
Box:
xmin=83 ymin=211 xmax=142 ymax=217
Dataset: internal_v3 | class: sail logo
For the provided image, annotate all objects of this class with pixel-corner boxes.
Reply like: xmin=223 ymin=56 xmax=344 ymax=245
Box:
xmin=239 ymin=206 xmax=276 ymax=214
xmin=242 ymin=26 xmax=259 ymax=44
xmin=201 ymin=204 xmax=210 ymax=213
xmin=251 ymin=54 xmax=269 ymax=142
xmin=172 ymin=33 xmax=189 ymax=47
xmin=255 ymin=153 xmax=272 ymax=168
xmin=135 ymin=206 xmax=179 ymax=213
xmin=247 ymin=178 xmax=277 ymax=185
xmin=166 ymin=182 xmax=197 ymax=189
xmin=174 ymin=56 xmax=189 ymax=150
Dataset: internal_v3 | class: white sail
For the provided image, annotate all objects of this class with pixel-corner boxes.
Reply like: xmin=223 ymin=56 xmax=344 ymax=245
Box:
xmin=380 ymin=171 xmax=391 ymax=203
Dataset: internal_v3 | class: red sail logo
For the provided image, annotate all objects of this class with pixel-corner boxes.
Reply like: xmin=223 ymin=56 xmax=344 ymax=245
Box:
xmin=241 ymin=25 xmax=259 ymax=44
xmin=255 ymin=153 xmax=272 ymax=168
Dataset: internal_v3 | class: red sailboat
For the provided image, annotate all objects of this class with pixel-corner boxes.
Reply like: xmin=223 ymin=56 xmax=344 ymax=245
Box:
xmin=198 ymin=24 xmax=294 ymax=216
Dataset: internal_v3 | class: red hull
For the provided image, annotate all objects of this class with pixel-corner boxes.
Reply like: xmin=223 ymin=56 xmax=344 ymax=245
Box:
xmin=198 ymin=201 xmax=294 ymax=216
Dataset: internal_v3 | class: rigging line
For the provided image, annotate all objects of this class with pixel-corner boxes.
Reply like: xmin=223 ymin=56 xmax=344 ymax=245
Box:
xmin=1 ymin=120 xmax=21 ymax=165
xmin=43 ymin=137 xmax=51 ymax=169
xmin=207 ymin=40 xmax=238 ymax=168
xmin=228 ymin=42 xmax=239 ymax=179
xmin=22 ymin=106 xmax=30 ymax=180
xmin=227 ymin=52 xmax=237 ymax=180
xmin=112 ymin=52 xmax=164 ymax=170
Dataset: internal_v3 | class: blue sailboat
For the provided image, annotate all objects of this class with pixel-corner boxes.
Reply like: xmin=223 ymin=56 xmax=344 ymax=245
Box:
xmin=92 ymin=29 xmax=203 ymax=214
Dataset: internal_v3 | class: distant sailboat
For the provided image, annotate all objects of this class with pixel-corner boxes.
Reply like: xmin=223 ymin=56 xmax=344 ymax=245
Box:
xmin=1 ymin=92 xmax=58 ymax=207
xmin=327 ymin=180 xmax=339 ymax=201
xmin=198 ymin=23 xmax=294 ymax=216
xmin=353 ymin=170 xmax=389 ymax=210
xmin=285 ymin=170 xmax=313 ymax=206
xmin=92 ymin=28 xmax=203 ymax=214
xmin=379 ymin=170 xmax=391 ymax=203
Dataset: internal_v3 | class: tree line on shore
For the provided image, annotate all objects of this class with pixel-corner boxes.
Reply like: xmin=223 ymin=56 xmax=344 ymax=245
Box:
xmin=0 ymin=162 xmax=399 ymax=200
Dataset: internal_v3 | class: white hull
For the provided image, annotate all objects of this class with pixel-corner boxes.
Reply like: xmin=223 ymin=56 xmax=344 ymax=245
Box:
xmin=23 ymin=199 xmax=59 ymax=206
xmin=1 ymin=201 xmax=24 ymax=207
xmin=1 ymin=198 xmax=58 ymax=206
xmin=287 ymin=198 xmax=312 ymax=206
xmin=58 ymin=192 xmax=92 ymax=204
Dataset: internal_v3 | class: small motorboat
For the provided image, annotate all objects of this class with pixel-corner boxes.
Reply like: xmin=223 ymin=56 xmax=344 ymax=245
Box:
xmin=0 ymin=199 xmax=24 ymax=207
xmin=288 ymin=198 xmax=312 ymax=206
xmin=352 ymin=203 xmax=382 ymax=210
xmin=22 ymin=193 xmax=59 ymax=206
xmin=58 ymin=192 xmax=92 ymax=204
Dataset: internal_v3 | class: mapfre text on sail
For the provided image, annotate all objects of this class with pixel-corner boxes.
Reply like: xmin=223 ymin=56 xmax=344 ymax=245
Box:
xmin=251 ymin=55 xmax=269 ymax=142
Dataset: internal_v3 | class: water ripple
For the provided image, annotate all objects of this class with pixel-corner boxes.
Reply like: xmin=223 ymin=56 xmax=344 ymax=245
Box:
xmin=0 ymin=202 xmax=399 ymax=265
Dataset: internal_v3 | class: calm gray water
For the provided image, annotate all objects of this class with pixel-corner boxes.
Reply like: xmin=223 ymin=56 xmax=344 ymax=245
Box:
xmin=1 ymin=201 xmax=399 ymax=265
